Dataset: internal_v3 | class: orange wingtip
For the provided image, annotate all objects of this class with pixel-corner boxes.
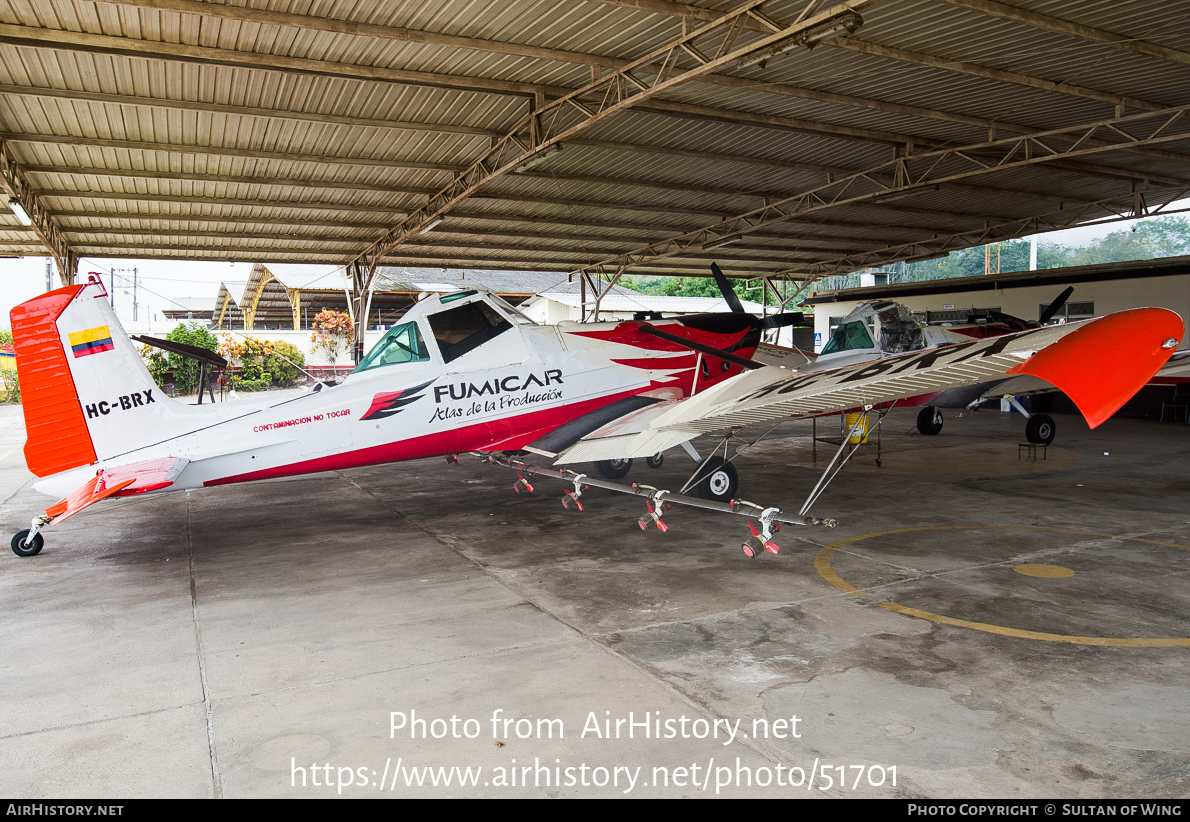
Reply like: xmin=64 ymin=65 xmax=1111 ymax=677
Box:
xmin=1006 ymin=308 xmax=1184 ymax=429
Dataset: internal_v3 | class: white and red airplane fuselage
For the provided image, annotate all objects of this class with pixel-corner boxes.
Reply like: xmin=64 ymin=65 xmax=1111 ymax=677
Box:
xmin=16 ymin=281 xmax=761 ymax=502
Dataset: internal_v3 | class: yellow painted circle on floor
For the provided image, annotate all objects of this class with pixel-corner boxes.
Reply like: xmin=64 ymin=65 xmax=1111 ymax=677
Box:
xmin=1014 ymin=563 xmax=1075 ymax=578
xmin=814 ymin=526 xmax=1190 ymax=647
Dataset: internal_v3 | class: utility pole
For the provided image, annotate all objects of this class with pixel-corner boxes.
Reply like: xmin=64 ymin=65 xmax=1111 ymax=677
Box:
xmin=108 ymin=267 xmax=139 ymax=321
xmin=44 ymin=257 xmax=50 ymax=292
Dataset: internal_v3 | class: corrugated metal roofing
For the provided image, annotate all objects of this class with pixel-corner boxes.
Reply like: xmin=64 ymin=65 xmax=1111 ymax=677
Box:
xmin=533 ymin=291 xmax=769 ymax=314
xmin=374 ymin=266 xmax=569 ymax=293
xmin=1 ymin=0 xmax=1189 ymax=287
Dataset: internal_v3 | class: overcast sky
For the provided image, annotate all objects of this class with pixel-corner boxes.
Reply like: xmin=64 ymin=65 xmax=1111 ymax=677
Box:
xmin=3 ymin=204 xmax=1188 ymax=330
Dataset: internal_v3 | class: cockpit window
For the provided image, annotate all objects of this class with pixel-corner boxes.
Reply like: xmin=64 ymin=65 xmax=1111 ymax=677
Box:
xmin=820 ymin=321 xmax=875 ymax=355
xmin=489 ymin=294 xmax=537 ymax=325
xmin=354 ymin=321 xmax=430 ymax=373
xmin=428 ymin=300 xmax=513 ymax=364
xmin=875 ymin=303 xmax=927 ymax=353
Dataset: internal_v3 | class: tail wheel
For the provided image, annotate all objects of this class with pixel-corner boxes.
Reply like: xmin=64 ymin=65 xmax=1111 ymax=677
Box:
xmin=694 ymin=457 xmax=739 ymax=503
xmin=11 ymin=530 xmax=43 ymax=557
xmin=916 ymin=406 xmax=944 ymax=436
xmin=1025 ymin=413 xmax=1056 ymax=445
xmin=595 ymin=458 xmax=633 ymax=479
xmin=645 ymin=453 xmax=664 ymax=469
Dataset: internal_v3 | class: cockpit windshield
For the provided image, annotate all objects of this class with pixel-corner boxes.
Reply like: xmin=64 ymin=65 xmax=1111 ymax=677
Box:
xmin=821 ymin=301 xmax=929 ymax=356
xmin=820 ymin=321 xmax=875 ymax=355
xmin=354 ymin=321 xmax=431 ymax=373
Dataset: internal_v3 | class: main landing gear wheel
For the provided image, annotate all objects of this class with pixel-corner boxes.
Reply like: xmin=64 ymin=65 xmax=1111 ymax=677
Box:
xmin=645 ymin=453 xmax=664 ymax=469
xmin=595 ymin=458 xmax=633 ymax=479
xmin=11 ymin=530 xmax=43 ymax=557
xmin=693 ymin=457 xmax=739 ymax=503
xmin=1025 ymin=413 xmax=1056 ymax=445
xmin=916 ymin=406 xmax=944 ymax=436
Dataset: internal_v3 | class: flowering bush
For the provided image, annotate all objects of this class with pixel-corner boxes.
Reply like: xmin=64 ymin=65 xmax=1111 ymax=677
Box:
xmin=0 ymin=365 xmax=18 ymax=404
xmin=309 ymin=309 xmax=354 ymax=367
xmin=219 ymin=335 xmax=305 ymax=390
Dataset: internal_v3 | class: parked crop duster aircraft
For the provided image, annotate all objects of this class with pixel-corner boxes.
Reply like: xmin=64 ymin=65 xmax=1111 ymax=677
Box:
xmin=7 ymin=270 xmax=1183 ymax=558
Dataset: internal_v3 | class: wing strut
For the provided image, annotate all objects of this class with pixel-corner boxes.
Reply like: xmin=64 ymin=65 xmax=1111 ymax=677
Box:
xmin=799 ymin=405 xmax=890 ymax=516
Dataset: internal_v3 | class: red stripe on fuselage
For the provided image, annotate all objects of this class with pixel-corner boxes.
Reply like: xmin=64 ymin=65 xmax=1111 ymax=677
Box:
xmin=203 ymin=388 xmax=648 ymax=487
xmin=569 ymin=323 xmax=751 ymax=352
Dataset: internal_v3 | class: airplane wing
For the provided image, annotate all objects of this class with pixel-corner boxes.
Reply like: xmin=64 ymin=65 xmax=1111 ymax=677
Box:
xmin=556 ymin=308 xmax=1183 ymax=463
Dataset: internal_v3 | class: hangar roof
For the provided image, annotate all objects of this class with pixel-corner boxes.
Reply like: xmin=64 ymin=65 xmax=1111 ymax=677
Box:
xmin=529 ymin=290 xmax=767 ymax=315
xmin=373 ymin=267 xmax=569 ymax=295
xmin=3 ymin=0 xmax=1190 ymax=290
xmin=213 ymin=279 xmax=248 ymax=329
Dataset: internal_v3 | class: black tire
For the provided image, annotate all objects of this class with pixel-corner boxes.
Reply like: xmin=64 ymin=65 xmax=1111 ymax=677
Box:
xmin=11 ymin=530 xmax=43 ymax=558
xmin=916 ymin=406 xmax=943 ymax=436
xmin=645 ymin=453 xmax=664 ymax=469
xmin=693 ymin=457 xmax=739 ymax=503
xmin=595 ymin=458 xmax=633 ymax=479
xmin=1025 ymin=413 xmax=1056 ymax=445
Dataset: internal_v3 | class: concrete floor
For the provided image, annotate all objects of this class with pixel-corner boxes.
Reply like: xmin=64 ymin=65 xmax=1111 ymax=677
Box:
xmin=1 ymin=399 xmax=1188 ymax=798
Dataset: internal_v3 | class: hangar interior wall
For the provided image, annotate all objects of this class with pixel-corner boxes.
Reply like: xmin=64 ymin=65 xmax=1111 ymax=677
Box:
xmin=812 ymin=274 xmax=1190 ymax=353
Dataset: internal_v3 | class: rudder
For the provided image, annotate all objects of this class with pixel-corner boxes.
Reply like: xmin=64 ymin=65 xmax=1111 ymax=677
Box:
xmin=11 ymin=280 xmax=195 ymax=476
xmin=10 ymin=285 xmax=96 ymax=476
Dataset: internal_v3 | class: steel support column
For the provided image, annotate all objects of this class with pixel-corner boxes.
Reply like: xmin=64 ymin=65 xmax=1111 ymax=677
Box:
xmin=0 ymin=141 xmax=76 ymax=284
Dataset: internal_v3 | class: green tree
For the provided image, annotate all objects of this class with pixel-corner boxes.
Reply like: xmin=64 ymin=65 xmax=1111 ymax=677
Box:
xmin=0 ymin=328 xmax=12 ymax=347
xmin=218 ymin=336 xmax=305 ymax=390
xmin=1135 ymin=215 xmax=1190 ymax=256
xmin=263 ymin=341 xmax=305 ymax=387
xmin=165 ymin=322 xmax=219 ymax=395
xmin=139 ymin=345 xmax=170 ymax=388
xmin=660 ymin=276 xmax=750 ymax=300
xmin=1065 ymin=216 xmax=1190 ymax=266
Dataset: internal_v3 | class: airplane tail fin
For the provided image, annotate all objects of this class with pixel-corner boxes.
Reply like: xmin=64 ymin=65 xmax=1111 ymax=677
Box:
xmin=11 ymin=279 xmax=200 ymax=476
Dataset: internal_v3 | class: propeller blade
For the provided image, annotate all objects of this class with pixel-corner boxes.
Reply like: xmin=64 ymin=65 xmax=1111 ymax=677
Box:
xmin=760 ymin=312 xmax=810 ymax=330
xmin=710 ymin=262 xmax=746 ymax=314
xmin=1039 ymin=286 xmax=1075 ymax=325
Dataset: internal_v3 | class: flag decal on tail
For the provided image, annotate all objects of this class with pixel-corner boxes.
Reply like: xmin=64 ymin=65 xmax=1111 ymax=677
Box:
xmin=68 ymin=325 xmax=115 ymax=357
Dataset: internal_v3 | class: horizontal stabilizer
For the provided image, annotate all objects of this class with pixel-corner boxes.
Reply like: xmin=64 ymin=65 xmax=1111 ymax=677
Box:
xmin=45 ymin=457 xmax=188 ymax=525
xmin=46 ymin=473 xmax=135 ymax=524
xmin=1006 ymin=308 xmax=1183 ymax=428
